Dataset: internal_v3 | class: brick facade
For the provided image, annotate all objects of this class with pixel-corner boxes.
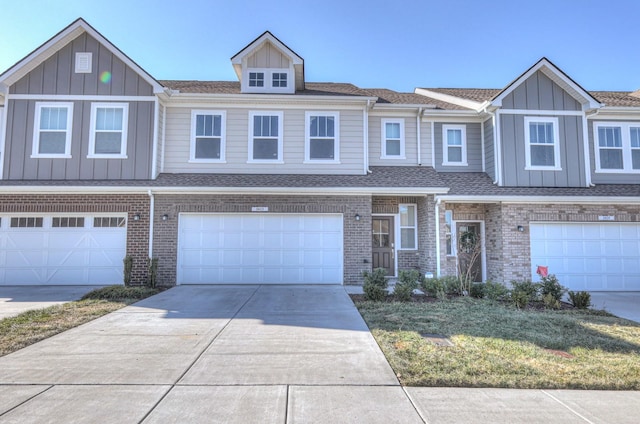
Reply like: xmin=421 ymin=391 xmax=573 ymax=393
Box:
xmin=0 ymin=193 xmax=150 ymax=285
xmin=439 ymin=201 xmax=640 ymax=283
xmin=152 ymin=194 xmax=371 ymax=286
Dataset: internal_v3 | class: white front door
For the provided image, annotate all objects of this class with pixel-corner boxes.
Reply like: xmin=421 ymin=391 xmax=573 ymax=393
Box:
xmin=530 ymin=222 xmax=640 ymax=291
xmin=177 ymin=213 xmax=343 ymax=284
xmin=0 ymin=215 xmax=127 ymax=285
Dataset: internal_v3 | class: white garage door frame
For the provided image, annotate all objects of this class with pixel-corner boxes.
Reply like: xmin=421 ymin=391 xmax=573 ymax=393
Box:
xmin=530 ymin=222 xmax=640 ymax=291
xmin=0 ymin=213 xmax=127 ymax=286
xmin=177 ymin=213 xmax=344 ymax=285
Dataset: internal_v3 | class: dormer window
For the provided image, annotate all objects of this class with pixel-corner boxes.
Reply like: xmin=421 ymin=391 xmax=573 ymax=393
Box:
xmin=242 ymin=68 xmax=293 ymax=93
xmin=249 ymin=72 xmax=264 ymax=87
xmin=272 ymin=73 xmax=287 ymax=88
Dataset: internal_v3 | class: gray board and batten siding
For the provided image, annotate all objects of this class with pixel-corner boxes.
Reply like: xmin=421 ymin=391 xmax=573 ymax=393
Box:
xmin=4 ymin=32 xmax=154 ymax=180
xmin=433 ymin=122 xmax=483 ymax=172
xmin=498 ymin=70 xmax=586 ymax=187
xmin=483 ymin=118 xmax=495 ymax=180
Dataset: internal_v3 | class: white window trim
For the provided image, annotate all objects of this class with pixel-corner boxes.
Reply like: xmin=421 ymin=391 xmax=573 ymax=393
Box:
xmin=398 ymin=203 xmax=418 ymax=251
xmin=31 ymin=102 xmax=73 ymax=159
xmin=593 ymin=122 xmax=640 ymax=173
xmin=442 ymin=124 xmax=468 ymax=166
xmin=87 ymin=102 xmax=128 ymax=159
xmin=242 ymin=67 xmax=294 ymax=94
xmin=524 ymin=116 xmax=561 ymax=171
xmin=380 ymin=119 xmax=406 ymax=159
xmin=304 ymin=111 xmax=340 ymax=163
xmin=248 ymin=111 xmax=284 ymax=163
xmin=189 ymin=110 xmax=226 ymax=163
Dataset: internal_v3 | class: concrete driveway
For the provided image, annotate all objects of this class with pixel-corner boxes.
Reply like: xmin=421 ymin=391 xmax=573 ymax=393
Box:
xmin=0 ymin=286 xmax=103 ymax=320
xmin=1 ymin=285 xmax=639 ymax=423
xmin=589 ymin=292 xmax=640 ymax=323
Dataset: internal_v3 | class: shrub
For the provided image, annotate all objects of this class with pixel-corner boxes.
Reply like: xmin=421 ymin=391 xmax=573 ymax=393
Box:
xmin=123 ymin=256 xmax=133 ymax=286
xmin=362 ymin=268 xmax=388 ymax=301
xmin=394 ymin=269 xmax=420 ymax=302
xmin=539 ymin=274 xmax=567 ymax=302
xmin=484 ymin=280 xmax=509 ymax=301
xmin=147 ymin=257 xmax=159 ymax=288
xmin=511 ymin=290 xmax=530 ymax=309
xmin=421 ymin=277 xmax=447 ymax=300
xmin=568 ymin=291 xmax=591 ymax=309
xmin=543 ymin=293 xmax=561 ymax=310
xmin=470 ymin=282 xmax=485 ymax=299
xmin=511 ymin=279 xmax=539 ymax=302
xmin=81 ymin=285 xmax=161 ymax=302
xmin=442 ymin=275 xmax=464 ymax=296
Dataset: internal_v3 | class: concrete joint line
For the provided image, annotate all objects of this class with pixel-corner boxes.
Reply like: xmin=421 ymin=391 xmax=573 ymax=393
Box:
xmin=137 ymin=285 xmax=262 ymax=424
xmin=401 ymin=387 xmax=428 ymax=424
xmin=0 ymin=385 xmax=53 ymax=418
xmin=541 ymin=390 xmax=595 ymax=424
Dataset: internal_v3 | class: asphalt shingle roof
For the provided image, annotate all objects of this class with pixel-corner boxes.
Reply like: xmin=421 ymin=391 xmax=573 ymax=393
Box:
xmin=364 ymin=89 xmax=471 ymax=110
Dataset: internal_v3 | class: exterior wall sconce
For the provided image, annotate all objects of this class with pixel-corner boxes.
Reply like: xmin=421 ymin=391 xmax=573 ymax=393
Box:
xmin=162 ymin=214 xmax=169 ymax=221
xmin=517 ymin=225 xmax=525 ymax=232
xmin=133 ymin=214 xmax=141 ymax=221
xmin=355 ymin=214 xmax=361 ymax=221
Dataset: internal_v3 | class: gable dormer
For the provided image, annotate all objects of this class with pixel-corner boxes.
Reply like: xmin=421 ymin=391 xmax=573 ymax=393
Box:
xmin=231 ymin=31 xmax=304 ymax=94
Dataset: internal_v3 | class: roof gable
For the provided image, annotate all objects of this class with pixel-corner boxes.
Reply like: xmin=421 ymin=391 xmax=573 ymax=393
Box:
xmin=491 ymin=58 xmax=600 ymax=111
xmin=0 ymin=18 xmax=164 ymax=94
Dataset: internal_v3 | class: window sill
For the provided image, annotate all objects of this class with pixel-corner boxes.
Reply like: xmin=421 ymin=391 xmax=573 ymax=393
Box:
xmin=398 ymin=248 xmax=418 ymax=251
xmin=87 ymin=155 xmax=128 ymax=159
xmin=380 ymin=156 xmax=406 ymax=160
xmin=31 ymin=154 xmax=72 ymax=159
xmin=188 ymin=159 xmax=227 ymax=164
xmin=442 ymin=162 xmax=468 ymax=167
xmin=595 ymin=169 xmax=640 ymax=174
xmin=246 ymin=160 xmax=285 ymax=164
xmin=525 ymin=166 xmax=562 ymax=171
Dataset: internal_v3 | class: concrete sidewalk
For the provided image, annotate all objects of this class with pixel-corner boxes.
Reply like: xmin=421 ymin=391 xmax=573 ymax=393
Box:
xmin=0 ymin=285 xmax=638 ymax=423
xmin=0 ymin=285 xmax=102 ymax=320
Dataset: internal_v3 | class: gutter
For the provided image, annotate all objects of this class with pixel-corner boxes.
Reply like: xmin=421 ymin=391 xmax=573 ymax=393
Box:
xmin=436 ymin=194 xmax=640 ymax=205
xmin=148 ymin=190 xmax=154 ymax=259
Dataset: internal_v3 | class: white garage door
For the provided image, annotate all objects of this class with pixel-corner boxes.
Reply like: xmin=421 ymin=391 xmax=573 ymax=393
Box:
xmin=530 ymin=223 xmax=640 ymax=291
xmin=177 ymin=214 xmax=343 ymax=284
xmin=0 ymin=215 xmax=127 ymax=285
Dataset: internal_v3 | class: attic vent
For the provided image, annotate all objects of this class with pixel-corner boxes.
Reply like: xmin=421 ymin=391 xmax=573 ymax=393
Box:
xmin=75 ymin=52 xmax=92 ymax=73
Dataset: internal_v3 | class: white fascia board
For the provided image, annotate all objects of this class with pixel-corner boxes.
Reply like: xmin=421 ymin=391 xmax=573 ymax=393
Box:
xmin=589 ymin=107 xmax=640 ymax=118
xmin=0 ymin=19 xmax=164 ymax=94
xmin=0 ymin=185 xmax=150 ymax=194
xmin=231 ymin=32 xmax=303 ymax=65
xmin=414 ymin=88 xmax=484 ymax=111
xmin=164 ymin=93 xmax=377 ymax=109
xmin=436 ymin=195 xmax=640 ymax=205
xmin=372 ymin=104 xmax=438 ymax=111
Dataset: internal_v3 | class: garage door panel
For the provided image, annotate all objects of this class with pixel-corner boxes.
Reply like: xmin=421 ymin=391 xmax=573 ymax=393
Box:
xmin=530 ymin=223 xmax=640 ymax=291
xmin=178 ymin=214 xmax=343 ymax=284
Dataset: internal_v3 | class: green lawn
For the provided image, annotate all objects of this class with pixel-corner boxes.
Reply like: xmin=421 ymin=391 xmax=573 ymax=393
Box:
xmin=354 ymin=297 xmax=640 ymax=389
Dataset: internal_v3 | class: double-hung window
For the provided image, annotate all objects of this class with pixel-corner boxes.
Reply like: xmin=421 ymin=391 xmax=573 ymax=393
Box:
xmin=32 ymin=102 xmax=73 ymax=158
xmin=88 ymin=103 xmax=128 ymax=158
xmin=249 ymin=112 xmax=283 ymax=162
xmin=306 ymin=112 xmax=339 ymax=162
xmin=190 ymin=110 xmax=226 ymax=162
xmin=249 ymin=72 xmax=264 ymax=87
xmin=399 ymin=204 xmax=417 ymax=250
xmin=594 ymin=122 xmax=640 ymax=172
xmin=272 ymin=73 xmax=287 ymax=88
xmin=442 ymin=125 xmax=467 ymax=166
xmin=524 ymin=117 xmax=561 ymax=170
xmin=381 ymin=119 xmax=405 ymax=159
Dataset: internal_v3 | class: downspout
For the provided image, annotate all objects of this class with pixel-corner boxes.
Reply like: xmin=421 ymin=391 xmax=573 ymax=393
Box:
xmin=0 ymin=102 xmax=7 ymax=179
xmin=494 ymin=110 xmax=502 ymax=185
xmin=435 ymin=197 xmax=441 ymax=277
xmin=151 ymin=97 xmax=159 ymax=178
xmin=160 ymin=104 xmax=167 ymax=173
xmin=416 ymin=107 xmax=423 ymax=165
xmin=148 ymin=190 xmax=154 ymax=259
xmin=584 ymin=108 xmax=599 ymax=187
xmin=363 ymin=100 xmax=372 ymax=173
xmin=430 ymin=121 xmax=435 ymax=168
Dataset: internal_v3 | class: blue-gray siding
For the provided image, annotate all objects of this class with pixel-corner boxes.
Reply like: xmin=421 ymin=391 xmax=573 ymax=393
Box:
xmin=10 ymin=33 xmax=153 ymax=96
xmin=499 ymin=114 xmax=586 ymax=187
xmin=4 ymin=99 xmax=153 ymax=180
xmin=483 ymin=118 xmax=495 ymax=180
xmin=434 ymin=122 xmax=482 ymax=172
xmin=500 ymin=71 xmax=581 ymax=111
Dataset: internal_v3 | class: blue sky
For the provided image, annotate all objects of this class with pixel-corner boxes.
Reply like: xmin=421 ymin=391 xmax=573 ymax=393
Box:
xmin=1 ymin=0 xmax=639 ymax=92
